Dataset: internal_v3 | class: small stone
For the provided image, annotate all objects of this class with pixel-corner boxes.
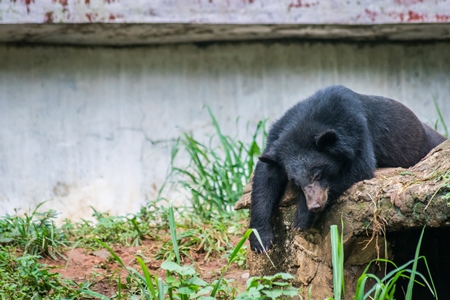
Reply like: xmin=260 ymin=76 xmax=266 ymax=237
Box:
xmin=92 ymin=249 xmax=110 ymax=259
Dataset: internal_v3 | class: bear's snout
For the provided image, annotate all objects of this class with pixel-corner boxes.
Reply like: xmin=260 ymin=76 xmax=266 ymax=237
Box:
xmin=303 ymin=181 xmax=328 ymax=212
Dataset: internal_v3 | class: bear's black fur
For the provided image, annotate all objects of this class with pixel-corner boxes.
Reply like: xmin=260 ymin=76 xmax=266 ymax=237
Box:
xmin=250 ymin=85 xmax=446 ymax=253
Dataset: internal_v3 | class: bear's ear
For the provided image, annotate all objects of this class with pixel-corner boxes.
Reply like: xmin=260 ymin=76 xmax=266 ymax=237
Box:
xmin=259 ymin=148 xmax=278 ymax=164
xmin=315 ymin=129 xmax=338 ymax=149
xmin=259 ymin=153 xmax=277 ymax=164
xmin=316 ymin=129 xmax=356 ymax=159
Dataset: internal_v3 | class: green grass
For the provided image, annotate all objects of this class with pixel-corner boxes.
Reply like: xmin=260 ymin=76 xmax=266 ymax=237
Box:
xmin=329 ymin=225 xmax=437 ymax=300
xmin=0 ymin=201 xmax=67 ymax=260
xmin=0 ymin=246 xmax=89 ymax=299
xmin=155 ymin=212 xmax=244 ymax=262
xmin=0 ymin=206 xmax=438 ymax=299
xmin=330 ymin=224 xmax=345 ymax=300
xmin=166 ymin=107 xmax=266 ymax=219
xmin=0 ymin=204 xmax=249 ymax=299
xmin=90 ymin=205 xmax=245 ymax=300
xmin=61 ymin=205 xmax=166 ymax=250
xmin=98 ymin=207 xmax=297 ymax=300
xmin=433 ymin=98 xmax=448 ymax=138
xmin=235 ymin=273 xmax=300 ymax=300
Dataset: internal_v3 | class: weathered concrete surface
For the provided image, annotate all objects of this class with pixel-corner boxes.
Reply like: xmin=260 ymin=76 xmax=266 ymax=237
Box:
xmin=1 ymin=23 xmax=450 ymax=46
xmin=1 ymin=0 xmax=450 ymax=45
xmin=1 ymin=0 xmax=449 ymax=24
xmin=0 ymin=41 xmax=449 ymax=220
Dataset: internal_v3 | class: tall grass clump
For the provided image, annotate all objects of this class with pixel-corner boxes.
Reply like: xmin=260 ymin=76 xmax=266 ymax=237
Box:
xmin=0 ymin=201 xmax=67 ymax=260
xmin=329 ymin=225 xmax=437 ymax=300
xmin=168 ymin=107 xmax=266 ymax=219
xmin=433 ymin=98 xmax=448 ymax=138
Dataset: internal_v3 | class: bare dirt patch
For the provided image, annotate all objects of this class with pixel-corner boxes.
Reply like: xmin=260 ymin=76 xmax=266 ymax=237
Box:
xmin=39 ymin=237 xmax=250 ymax=297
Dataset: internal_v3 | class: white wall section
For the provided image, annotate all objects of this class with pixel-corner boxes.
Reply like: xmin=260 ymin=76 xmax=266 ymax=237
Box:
xmin=0 ymin=41 xmax=449 ymax=220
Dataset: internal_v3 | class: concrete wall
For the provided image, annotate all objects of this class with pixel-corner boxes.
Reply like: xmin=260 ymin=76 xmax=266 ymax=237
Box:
xmin=2 ymin=0 xmax=448 ymax=24
xmin=1 ymin=41 xmax=449 ymax=220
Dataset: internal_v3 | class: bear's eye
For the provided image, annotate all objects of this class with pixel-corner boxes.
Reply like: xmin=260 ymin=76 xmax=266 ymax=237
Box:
xmin=311 ymin=172 xmax=321 ymax=182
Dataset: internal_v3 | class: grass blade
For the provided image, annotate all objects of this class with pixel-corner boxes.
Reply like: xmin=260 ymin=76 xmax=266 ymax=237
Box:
xmin=158 ymin=277 xmax=165 ymax=300
xmin=211 ymin=229 xmax=253 ymax=297
xmin=433 ymin=97 xmax=448 ymax=137
xmin=136 ymin=256 xmax=157 ymax=299
xmin=250 ymin=229 xmax=275 ymax=268
xmin=80 ymin=289 xmax=111 ymax=300
xmin=405 ymin=226 xmax=426 ymax=300
xmin=330 ymin=225 xmax=345 ymax=300
xmin=168 ymin=205 xmax=181 ymax=264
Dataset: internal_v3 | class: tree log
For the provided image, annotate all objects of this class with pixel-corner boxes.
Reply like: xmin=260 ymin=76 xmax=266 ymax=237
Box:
xmin=235 ymin=139 xmax=450 ymax=299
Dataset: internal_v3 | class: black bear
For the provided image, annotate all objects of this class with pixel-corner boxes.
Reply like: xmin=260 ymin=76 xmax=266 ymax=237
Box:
xmin=250 ymin=85 xmax=446 ymax=253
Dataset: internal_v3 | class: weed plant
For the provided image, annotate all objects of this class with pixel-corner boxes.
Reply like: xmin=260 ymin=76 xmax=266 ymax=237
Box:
xmin=235 ymin=273 xmax=300 ymax=300
xmin=0 ymin=201 xmax=67 ymax=260
xmin=0 ymin=207 xmax=439 ymax=299
xmin=433 ymin=98 xmax=448 ymax=138
xmin=98 ymin=206 xmax=298 ymax=300
xmin=167 ymin=107 xmax=266 ymax=219
xmin=329 ymin=225 xmax=437 ymax=300
xmin=330 ymin=224 xmax=345 ymax=300
xmin=155 ymin=212 xmax=244 ymax=262
xmin=61 ymin=206 xmax=164 ymax=250
xmin=0 ymin=246 xmax=87 ymax=299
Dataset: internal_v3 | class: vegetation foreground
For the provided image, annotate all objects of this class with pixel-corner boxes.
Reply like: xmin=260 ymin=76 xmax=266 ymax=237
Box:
xmin=0 ymin=109 xmax=440 ymax=299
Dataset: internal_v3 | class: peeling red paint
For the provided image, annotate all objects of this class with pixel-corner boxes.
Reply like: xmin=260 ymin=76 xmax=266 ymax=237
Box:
xmin=288 ymin=0 xmax=318 ymax=10
xmin=23 ymin=0 xmax=34 ymax=14
xmin=52 ymin=0 xmax=68 ymax=5
xmin=2 ymin=0 xmax=449 ymax=26
xmin=85 ymin=13 xmax=94 ymax=22
xmin=387 ymin=12 xmax=406 ymax=22
xmin=44 ymin=11 xmax=54 ymax=23
xmin=109 ymin=14 xmax=123 ymax=21
xmin=408 ymin=10 xmax=425 ymax=21
xmin=395 ymin=0 xmax=423 ymax=4
xmin=365 ymin=9 xmax=378 ymax=22
xmin=436 ymin=14 xmax=450 ymax=22
xmin=387 ymin=10 xmax=426 ymax=23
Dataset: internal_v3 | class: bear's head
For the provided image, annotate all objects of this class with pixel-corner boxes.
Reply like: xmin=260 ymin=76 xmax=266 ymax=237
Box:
xmin=259 ymin=128 xmax=356 ymax=212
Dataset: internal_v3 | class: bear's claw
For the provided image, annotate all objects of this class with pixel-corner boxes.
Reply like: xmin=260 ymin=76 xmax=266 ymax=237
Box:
xmin=249 ymin=231 xmax=274 ymax=254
